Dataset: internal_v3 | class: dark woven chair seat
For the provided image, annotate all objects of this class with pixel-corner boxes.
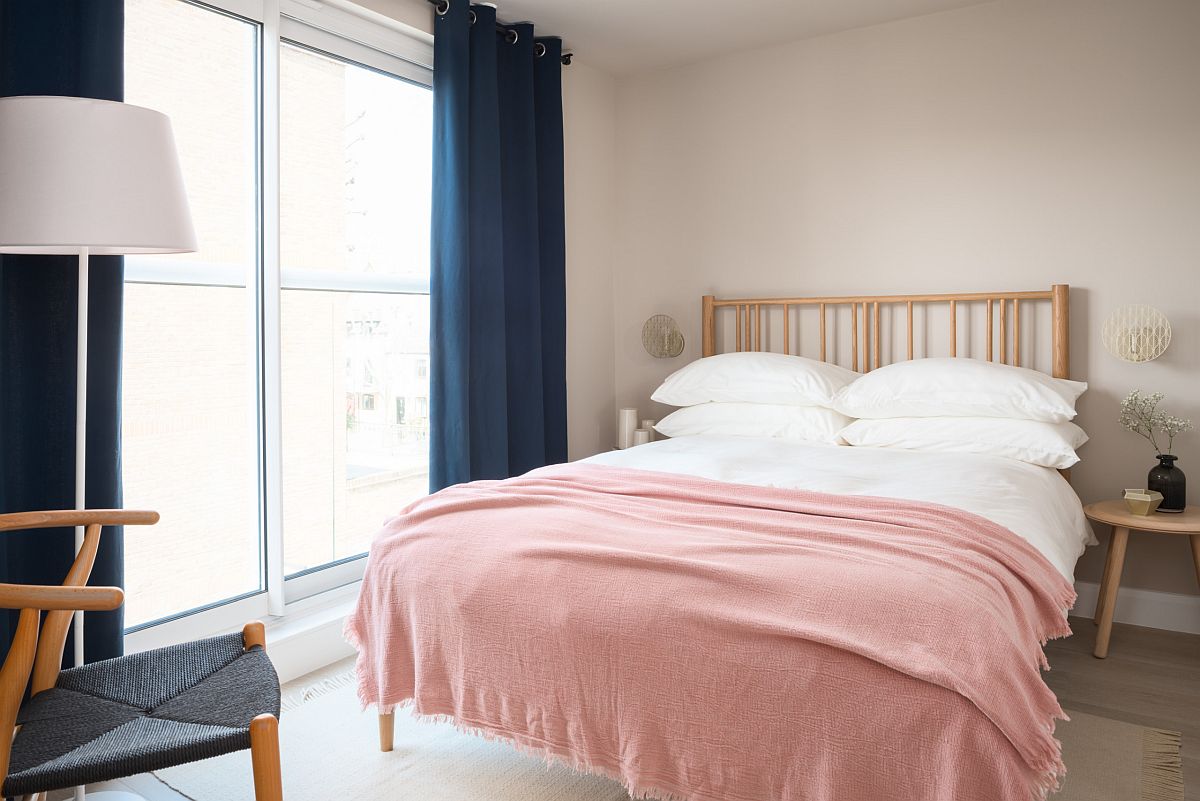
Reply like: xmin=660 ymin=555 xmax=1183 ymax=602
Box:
xmin=3 ymin=631 xmax=280 ymax=797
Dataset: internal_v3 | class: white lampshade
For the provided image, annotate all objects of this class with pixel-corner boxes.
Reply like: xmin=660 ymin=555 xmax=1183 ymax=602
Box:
xmin=0 ymin=95 xmax=196 ymax=255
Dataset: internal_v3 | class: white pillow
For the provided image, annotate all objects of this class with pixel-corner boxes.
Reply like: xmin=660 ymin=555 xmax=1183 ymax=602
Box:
xmin=839 ymin=416 xmax=1088 ymax=468
xmin=832 ymin=358 xmax=1086 ymax=423
xmin=651 ymin=352 xmax=860 ymax=408
xmin=655 ymin=403 xmax=851 ymax=445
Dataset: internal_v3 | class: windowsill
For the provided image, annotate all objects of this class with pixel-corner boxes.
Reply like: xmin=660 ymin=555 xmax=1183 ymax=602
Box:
xmin=124 ymin=581 xmax=362 ymax=684
xmin=263 ymin=582 xmax=361 ymax=682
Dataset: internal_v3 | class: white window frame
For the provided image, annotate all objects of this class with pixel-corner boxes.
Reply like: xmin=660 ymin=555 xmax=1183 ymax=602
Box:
xmin=125 ymin=0 xmax=433 ymax=649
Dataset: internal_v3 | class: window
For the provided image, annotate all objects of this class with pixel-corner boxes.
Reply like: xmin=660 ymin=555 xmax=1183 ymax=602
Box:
xmin=122 ymin=0 xmax=432 ymax=638
xmin=123 ymin=0 xmax=261 ymax=629
xmin=279 ymin=41 xmax=432 ymax=579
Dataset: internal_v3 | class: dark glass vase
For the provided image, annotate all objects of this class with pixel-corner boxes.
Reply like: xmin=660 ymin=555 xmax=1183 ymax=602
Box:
xmin=1147 ymin=454 xmax=1186 ymax=513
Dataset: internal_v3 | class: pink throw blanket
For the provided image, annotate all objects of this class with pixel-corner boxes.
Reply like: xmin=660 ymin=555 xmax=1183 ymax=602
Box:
xmin=346 ymin=464 xmax=1075 ymax=801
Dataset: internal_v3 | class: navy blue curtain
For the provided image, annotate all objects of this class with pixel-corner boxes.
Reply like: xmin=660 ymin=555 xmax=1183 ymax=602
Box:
xmin=429 ymin=1 xmax=567 ymax=491
xmin=0 ymin=0 xmax=126 ymax=662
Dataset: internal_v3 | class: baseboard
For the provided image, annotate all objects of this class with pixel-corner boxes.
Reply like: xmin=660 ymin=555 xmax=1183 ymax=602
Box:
xmin=1073 ymin=580 xmax=1200 ymax=636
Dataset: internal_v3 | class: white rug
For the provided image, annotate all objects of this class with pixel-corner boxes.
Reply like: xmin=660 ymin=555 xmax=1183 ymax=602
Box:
xmin=155 ymin=664 xmax=630 ymax=801
xmin=156 ymin=663 xmax=1181 ymax=801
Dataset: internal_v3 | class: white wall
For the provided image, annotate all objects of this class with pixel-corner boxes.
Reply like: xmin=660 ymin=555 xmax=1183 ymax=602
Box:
xmin=612 ymin=0 xmax=1200 ymax=596
xmin=564 ymin=62 xmax=619 ymax=458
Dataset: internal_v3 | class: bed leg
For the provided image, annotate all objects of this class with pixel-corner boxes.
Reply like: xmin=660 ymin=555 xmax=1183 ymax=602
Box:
xmin=379 ymin=711 xmax=395 ymax=752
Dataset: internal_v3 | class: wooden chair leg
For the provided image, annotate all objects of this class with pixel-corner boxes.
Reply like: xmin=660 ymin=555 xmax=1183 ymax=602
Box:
xmin=250 ymin=713 xmax=284 ymax=801
xmin=379 ymin=711 xmax=395 ymax=752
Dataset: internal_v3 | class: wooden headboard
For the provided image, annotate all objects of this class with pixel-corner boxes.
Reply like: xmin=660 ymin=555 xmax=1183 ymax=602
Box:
xmin=702 ymin=284 xmax=1071 ymax=379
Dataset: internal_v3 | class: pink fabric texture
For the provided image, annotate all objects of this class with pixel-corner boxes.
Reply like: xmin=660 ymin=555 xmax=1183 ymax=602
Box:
xmin=346 ymin=463 xmax=1076 ymax=801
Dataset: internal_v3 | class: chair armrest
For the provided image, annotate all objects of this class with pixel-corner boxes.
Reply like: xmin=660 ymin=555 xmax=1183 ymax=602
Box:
xmin=0 ymin=584 xmax=123 ymax=611
xmin=0 ymin=509 xmax=159 ymax=532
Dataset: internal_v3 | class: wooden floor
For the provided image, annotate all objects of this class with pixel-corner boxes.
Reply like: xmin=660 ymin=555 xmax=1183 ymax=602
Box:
xmin=58 ymin=617 xmax=1198 ymax=801
xmin=1045 ymin=617 xmax=1200 ymax=801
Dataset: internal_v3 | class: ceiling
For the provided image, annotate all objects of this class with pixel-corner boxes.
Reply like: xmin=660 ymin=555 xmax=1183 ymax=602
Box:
xmin=494 ymin=0 xmax=991 ymax=75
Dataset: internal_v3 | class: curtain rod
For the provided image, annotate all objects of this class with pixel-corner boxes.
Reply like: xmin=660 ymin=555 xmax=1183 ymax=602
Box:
xmin=426 ymin=0 xmax=574 ymax=64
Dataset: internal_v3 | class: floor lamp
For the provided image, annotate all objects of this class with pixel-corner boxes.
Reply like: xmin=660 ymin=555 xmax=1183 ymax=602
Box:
xmin=0 ymin=96 xmax=196 ymax=801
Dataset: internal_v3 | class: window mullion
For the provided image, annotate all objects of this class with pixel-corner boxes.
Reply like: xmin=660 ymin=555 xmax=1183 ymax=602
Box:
xmin=262 ymin=0 xmax=287 ymax=617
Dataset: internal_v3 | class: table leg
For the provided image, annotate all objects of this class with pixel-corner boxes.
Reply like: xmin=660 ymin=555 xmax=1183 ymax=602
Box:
xmin=1190 ymin=534 xmax=1200 ymax=591
xmin=1093 ymin=531 xmax=1116 ymax=625
xmin=1094 ymin=526 xmax=1129 ymax=659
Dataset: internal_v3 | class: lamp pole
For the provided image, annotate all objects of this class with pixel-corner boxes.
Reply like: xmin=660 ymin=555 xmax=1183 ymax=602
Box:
xmin=74 ymin=247 xmax=89 ymax=681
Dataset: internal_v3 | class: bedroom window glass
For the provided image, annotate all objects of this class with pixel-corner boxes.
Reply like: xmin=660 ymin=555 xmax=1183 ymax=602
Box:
xmin=122 ymin=0 xmax=262 ymax=629
xmin=121 ymin=0 xmax=433 ymax=639
xmin=278 ymin=42 xmax=432 ymax=580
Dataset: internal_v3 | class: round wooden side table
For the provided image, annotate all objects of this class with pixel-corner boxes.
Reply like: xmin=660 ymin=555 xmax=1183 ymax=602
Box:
xmin=1083 ymin=500 xmax=1200 ymax=659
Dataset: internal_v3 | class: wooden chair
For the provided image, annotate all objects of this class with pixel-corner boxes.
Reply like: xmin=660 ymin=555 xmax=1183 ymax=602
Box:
xmin=0 ymin=510 xmax=283 ymax=801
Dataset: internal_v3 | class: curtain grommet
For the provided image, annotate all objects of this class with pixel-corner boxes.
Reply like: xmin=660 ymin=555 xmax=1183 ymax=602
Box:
xmin=434 ymin=0 xmax=449 ymax=15
xmin=467 ymin=9 xmax=476 ymax=24
xmin=534 ymin=42 xmax=546 ymax=57
xmin=505 ymin=28 xmax=519 ymax=44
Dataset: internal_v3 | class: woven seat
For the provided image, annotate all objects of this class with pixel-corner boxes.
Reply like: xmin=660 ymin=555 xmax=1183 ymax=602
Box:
xmin=3 ymin=631 xmax=280 ymax=797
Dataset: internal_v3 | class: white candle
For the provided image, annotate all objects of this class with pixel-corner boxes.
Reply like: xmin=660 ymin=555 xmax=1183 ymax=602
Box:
xmin=617 ymin=407 xmax=639 ymax=449
xmin=641 ymin=419 xmax=656 ymax=441
xmin=633 ymin=428 xmax=652 ymax=446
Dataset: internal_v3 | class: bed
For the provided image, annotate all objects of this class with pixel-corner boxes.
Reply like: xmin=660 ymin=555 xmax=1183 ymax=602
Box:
xmin=348 ymin=285 xmax=1092 ymax=801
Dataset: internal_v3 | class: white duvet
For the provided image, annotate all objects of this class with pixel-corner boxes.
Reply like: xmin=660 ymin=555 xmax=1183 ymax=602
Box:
xmin=584 ymin=435 xmax=1095 ymax=580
